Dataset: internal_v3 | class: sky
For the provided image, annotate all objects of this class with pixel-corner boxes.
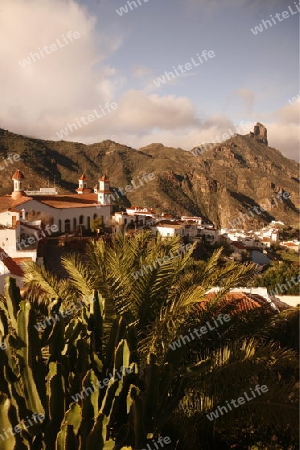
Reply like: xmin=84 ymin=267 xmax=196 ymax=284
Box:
xmin=0 ymin=0 xmax=299 ymax=160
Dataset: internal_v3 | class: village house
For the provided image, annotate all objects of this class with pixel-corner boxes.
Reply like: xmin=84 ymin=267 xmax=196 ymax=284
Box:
xmin=181 ymin=215 xmax=202 ymax=226
xmin=112 ymin=211 xmax=156 ymax=232
xmin=156 ymin=221 xmax=198 ymax=240
xmin=280 ymin=241 xmax=300 ymax=253
xmin=198 ymin=227 xmax=220 ymax=245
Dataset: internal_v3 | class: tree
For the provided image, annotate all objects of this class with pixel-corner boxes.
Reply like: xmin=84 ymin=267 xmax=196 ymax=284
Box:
xmin=254 ymin=262 xmax=300 ymax=295
xmin=90 ymin=216 xmax=103 ymax=232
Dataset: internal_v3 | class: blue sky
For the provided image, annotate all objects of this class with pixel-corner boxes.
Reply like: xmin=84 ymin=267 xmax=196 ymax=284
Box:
xmin=0 ymin=0 xmax=299 ymax=159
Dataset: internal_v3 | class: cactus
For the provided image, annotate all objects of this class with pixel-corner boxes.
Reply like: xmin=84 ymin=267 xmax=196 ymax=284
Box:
xmin=56 ymin=424 xmax=77 ymax=450
xmin=4 ymin=277 xmax=21 ymax=332
xmin=0 ymin=393 xmax=16 ymax=450
xmin=44 ymin=362 xmax=65 ymax=450
xmin=0 ymin=279 xmax=169 ymax=449
xmin=17 ymin=301 xmax=45 ymax=418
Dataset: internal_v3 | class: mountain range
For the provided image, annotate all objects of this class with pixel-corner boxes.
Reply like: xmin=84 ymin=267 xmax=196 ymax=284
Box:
xmin=0 ymin=126 xmax=299 ymax=228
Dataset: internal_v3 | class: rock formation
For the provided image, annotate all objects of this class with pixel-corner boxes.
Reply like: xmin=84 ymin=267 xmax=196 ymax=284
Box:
xmin=250 ymin=122 xmax=268 ymax=145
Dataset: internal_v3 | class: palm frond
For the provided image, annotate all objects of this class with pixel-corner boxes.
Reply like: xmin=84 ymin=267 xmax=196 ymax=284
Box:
xmin=61 ymin=253 xmax=95 ymax=299
xmin=22 ymin=261 xmax=72 ymax=301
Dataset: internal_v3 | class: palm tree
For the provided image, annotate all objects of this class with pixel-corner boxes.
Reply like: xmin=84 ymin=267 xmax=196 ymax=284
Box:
xmin=22 ymin=231 xmax=299 ymax=449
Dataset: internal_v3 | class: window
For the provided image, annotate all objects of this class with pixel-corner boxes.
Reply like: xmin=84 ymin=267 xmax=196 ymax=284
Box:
xmin=65 ymin=219 xmax=70 ymax=233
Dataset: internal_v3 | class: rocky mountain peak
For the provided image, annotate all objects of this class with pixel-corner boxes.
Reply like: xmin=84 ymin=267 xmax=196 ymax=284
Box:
xmin=250 ymin=122 xmax=268 ymax=145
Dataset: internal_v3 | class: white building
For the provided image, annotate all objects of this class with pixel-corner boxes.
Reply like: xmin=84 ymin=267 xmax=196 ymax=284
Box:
xmin=280 ymin=241 xmax=300 ymax=252
xmin=156 ymin=223 xmax=185 ymax=238
xmin=0 ymin=171 xmax=112 ymax=235
xmin=126 ymin=206 xmax=157 ymax=218
xmin=112 ymin=213 xmax=154 ymax=235
xmin=198 ymin=227 xmax=220 ymax=245
xmin=156 ymin=222 xmax=198 ymax=239
xmin=181 ymin=216 xmax=202 ymax=226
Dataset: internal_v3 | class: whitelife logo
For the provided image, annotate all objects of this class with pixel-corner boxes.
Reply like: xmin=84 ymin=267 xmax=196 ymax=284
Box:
xmin=141 ymin=436 xmax=171 ymax=450
xmin=269 ymin=274 xmax=300 ymax=297
xmin=98 ymin=172 xmax=156 ymax=208
xmin=190 ymin=121 xmax=253 ymax=157
xmin=250 ymin=3 xmax=300 ymax=35
xmin=153 ymin=50 xmax=215 ymax=87
xmin=169 ymin=314 xmax=231 ymax=351
xmin=56 ymin=102 xmax=118 ymax=139
xmin=228 ymin=191 xmax=290 ymax=229
xmin=288 ymin=91 xmax=300 ymax=106
xmin=0 ymin=154 xmax=21 ymax=171
xmin=116 ymin=0 xmax=150 ymax=16
xmin=206 ymin=385 xmax=269 ymax=421
xmin=131 ymin=244 xmax=193 ymax=280
xmin=34 ymin=300 xmax=85 ymax=332
xmin=18 ymin=31 xmax=81 ymax=68
xmin=0 ymin=412 xmax=44 ymax=442
xmin=17 ymin=224 xmax=58 ymax=250
xmin=71 ymin=366 xmax=133 ymax=402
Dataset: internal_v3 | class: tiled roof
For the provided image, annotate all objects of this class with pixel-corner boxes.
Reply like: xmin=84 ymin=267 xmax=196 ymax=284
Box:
xmin=78 ymin=174 xmax=87 ymax=180
xmin=201 ymin=291 xmax=265 ymax=313
xmin=37 ymin=194 xmax=98 ymax=209
xmin=284 ymin=242 xmax=299 ymax=247
xmin=98 ymin=175 xmax=109 ymax=182
xmin=0 ymin=248 xmax=24 ymax=277
xmin=0 ymin=195 xmax=32 ymax=213
xmin=0 ymin=193 xmax=102 ymax=212
xmin=12 ymin=170 xmax=25 ymax=180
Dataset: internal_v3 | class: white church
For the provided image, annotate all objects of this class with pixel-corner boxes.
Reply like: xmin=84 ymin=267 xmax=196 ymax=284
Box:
xmin=0 ymin=170 xmax=113 ymax=234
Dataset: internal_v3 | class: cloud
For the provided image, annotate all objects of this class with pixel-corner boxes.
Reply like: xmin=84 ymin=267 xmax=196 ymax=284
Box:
xmin=115 ymin=90 xmax=200 ymax=131
xmin=266 ymin=101 xmax=300 ymax=160
xmin=73 ymin=114 xmax=254 ymax=151
xmin=226 ymin=88 xmax=255 ymax=115
xmin=274 ymin=100 xmax=300 ymax=125
xmin=132 ymin=65 xmax=152 ymax=78
xmin=0 ymin=0 xmax=122 ymax=134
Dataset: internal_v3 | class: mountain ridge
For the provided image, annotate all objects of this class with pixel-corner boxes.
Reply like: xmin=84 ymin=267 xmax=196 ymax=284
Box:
xmin=0 ymin=127 xmax=299 ymax=228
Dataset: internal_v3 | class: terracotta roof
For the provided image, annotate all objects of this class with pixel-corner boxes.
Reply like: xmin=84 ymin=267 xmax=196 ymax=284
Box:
xmin=12 ymin=170 xmax=25 ymax=180
xmin=78 ymin=174 xmax=87 ymax=181
xmin=201 ymin=292 xmax=265 ymax=313
xmin=0 ymin=248 xmax=24 ymax=277
xmin=284 ymin=242 xmax=299 ymax=247
xmin=98 ymin=175 xmax=110 ymax=182
xmin=0 ymin=195 xmax=32 ymax=213
xmin=36 ymin=194 xmax=99 ymax=209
